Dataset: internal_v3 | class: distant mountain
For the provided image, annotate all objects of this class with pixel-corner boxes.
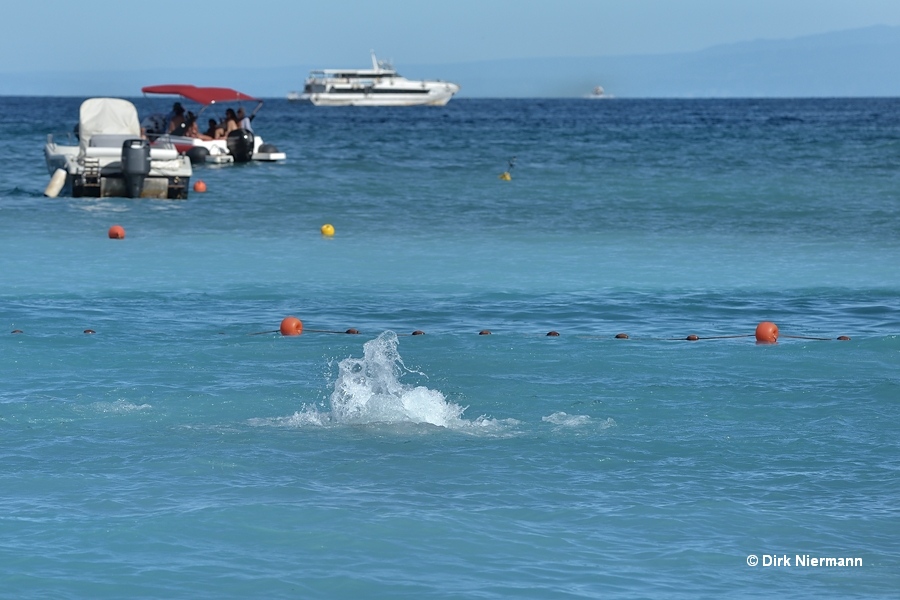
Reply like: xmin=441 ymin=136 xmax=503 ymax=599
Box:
xmin=2 ymin=25 xmax=899 ymax=98
xmin=418 ymin=25 xmax=900 ymax=98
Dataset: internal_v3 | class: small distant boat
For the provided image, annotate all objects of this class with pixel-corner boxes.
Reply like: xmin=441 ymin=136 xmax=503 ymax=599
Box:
xmin=297 ymin=52 xmax=460 ymax=107
xmin=141 ymin=85 xmax=286 ymax=165
xmin=586 ymin=85 xmax=613 ymax=99
xmin=43 ymin=98 xmax=192 ymax=199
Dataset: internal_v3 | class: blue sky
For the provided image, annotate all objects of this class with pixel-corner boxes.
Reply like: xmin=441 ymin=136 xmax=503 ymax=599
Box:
xmin=4 ymin=0 xmax=900 ymax=73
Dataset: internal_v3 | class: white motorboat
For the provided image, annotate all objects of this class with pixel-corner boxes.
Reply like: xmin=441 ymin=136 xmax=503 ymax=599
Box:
xmin=43 ymin=98 xmax=192 ymax=199
xmin=141 ymin=85 xmax=286 ymax=165
xmin=586 ymin=85 xmax=613 ymax=99
xmin=298 ymin=52 xmax=460 ymax=107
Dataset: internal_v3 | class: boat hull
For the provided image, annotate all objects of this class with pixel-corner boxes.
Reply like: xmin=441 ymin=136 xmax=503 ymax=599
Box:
xmin=298 ymin=59 xmax=460 ymax=107
xmin=152 ymin=134 xmax=286 ymax=163
xmin=70 ymin=173 xmax=189 ymax=199
xmin=44 ymin=142 xmax=192 ymax=199
xmin=300 ymin=89 xmax=457 ymax=107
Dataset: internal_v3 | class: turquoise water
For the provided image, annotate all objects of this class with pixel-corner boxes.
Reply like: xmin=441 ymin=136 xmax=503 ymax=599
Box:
xmin=1 ymin=97 xmax=899 ymax=598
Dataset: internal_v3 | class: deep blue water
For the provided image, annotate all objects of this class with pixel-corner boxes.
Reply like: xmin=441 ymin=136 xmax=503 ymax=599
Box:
xmin=1 ymin=96 xmax=899 ymax=598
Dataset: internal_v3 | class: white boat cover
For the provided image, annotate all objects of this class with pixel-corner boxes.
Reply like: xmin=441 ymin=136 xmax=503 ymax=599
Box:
xmin=78 ymin=98 xmax=141 ymax=153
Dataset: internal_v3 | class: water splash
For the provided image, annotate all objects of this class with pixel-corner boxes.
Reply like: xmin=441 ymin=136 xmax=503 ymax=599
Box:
xmin=260 ymin=331 xmax=511 ymax=432
xmin=329 ymin=331 xmax=466 ymax=427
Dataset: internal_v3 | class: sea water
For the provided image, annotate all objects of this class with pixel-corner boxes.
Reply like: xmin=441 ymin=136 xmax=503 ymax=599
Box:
xmin=1 ymin=97 xmax=899 ymax=598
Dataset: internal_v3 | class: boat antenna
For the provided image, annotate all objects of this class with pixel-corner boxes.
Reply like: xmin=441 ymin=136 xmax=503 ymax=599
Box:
xmin=499 ymin=156 xmax=516 ymax=181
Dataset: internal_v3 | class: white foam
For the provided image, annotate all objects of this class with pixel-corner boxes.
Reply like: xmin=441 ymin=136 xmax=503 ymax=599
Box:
xmin=86 ymin=400 xmax=152 ymax=414
xmin=543 ymin=412 xmax=617 ymax=429
xmin=259 ymin=331 xmax=510 ymax=433
xmin=248 ymin=406 xmax=329 ymax=428
xmin=76 ymin=202 xmax=130 ymax=213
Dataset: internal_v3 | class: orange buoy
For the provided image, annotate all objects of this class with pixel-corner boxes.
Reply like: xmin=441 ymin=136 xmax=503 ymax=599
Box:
xmin=837 ymin=335 xmax=851 ymax=341
xmin=411 ymin=330 xmax=425 ymax=335
xmin=755 ymin=321 xmax=779 ymax=344
xmin=345 ymin=328 xmax=360 ymax=334
xmin=546 ymin=331 xmax=560 ymax=336
xmin=193 ymin=180 xmax=207 ymax=193
xmin=280 ymin=316 xmax=303 ymax=336
xmin=686 ymin=334 xmax=699 ymax=341
xmin=108 ymin=225 xmax=125 ymax=239
xmin=615 ymin=333 xmax=629 ymax=339
xmin=479 ymin=330 xmax=492 ymax=335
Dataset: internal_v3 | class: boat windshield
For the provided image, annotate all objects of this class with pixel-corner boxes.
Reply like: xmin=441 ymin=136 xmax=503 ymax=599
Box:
xmin=307 ymin=69 xmax=399 ymax=82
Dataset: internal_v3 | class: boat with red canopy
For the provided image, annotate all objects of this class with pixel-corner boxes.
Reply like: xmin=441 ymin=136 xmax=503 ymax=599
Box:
xmin=141 ymin=84 xmax=285 ymax=164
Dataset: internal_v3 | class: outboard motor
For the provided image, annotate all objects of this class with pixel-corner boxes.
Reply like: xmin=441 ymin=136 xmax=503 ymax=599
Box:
xmin=226 ymin=129 xmax=255 ymax=163
xmin=121 ymin=139 xmax=151 ymax=198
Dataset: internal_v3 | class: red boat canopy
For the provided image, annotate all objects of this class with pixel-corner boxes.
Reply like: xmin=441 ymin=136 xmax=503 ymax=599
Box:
xmin=141 ymin=85 xmax=259 ymax=106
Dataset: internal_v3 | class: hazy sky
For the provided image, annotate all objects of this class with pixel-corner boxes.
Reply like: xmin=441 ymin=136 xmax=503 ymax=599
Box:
xmin=4 ymin=0 xmax=900 ymax=72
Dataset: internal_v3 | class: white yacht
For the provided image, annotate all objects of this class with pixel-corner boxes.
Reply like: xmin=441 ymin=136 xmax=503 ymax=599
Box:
xmin=43 ymin=98 xmax=192 ymax=199
xmin=586 ymin=86 xmax=614 ymax=99
xmin=298 ymin=52 xmax=460 ymax=107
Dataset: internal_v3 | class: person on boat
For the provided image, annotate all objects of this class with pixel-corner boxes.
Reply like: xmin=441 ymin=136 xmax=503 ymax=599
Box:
xmin=184 ymin=116 xmax=214 ymax=141
xmin=204 ymin=118 xmax=224 ymax=139
xmin=224 ymin=109 xmax=240 ymax=135
xmin=237 ymin=107 xmax=253 ymax=133
xmin=166 ymin=102 xmax=186 ymax=134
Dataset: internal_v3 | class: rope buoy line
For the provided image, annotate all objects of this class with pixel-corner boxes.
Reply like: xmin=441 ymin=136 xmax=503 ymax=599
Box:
xmin=665 ymin=334 xmax=753 ymax=341
xmin=261 ymin=330 xmax=852 ymax=341
xmin=246 ymin=319 xmax=850 ymax=342
xmin=9 ymin=321 xmax=853 ymax=342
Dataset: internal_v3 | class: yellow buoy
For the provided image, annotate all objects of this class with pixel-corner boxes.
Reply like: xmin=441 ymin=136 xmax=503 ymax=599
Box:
xmin=321 ymin=223 xmax=335 ymax=237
